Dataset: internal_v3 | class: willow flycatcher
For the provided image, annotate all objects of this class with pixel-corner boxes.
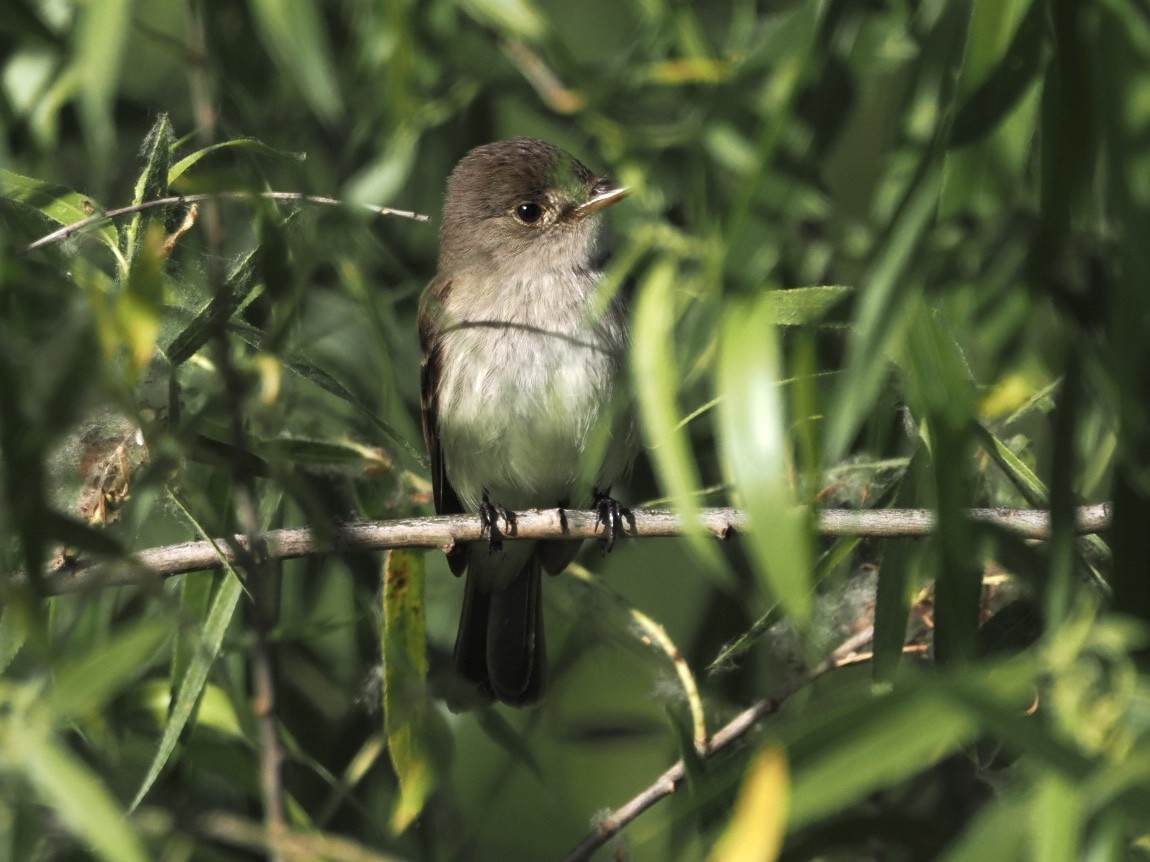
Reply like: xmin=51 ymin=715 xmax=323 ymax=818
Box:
xmin=419 ymin=138 xmax=630 ymax=706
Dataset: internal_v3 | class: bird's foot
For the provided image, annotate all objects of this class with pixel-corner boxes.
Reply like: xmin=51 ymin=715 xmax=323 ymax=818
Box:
xmin=593 ymin=486 xmax=630 ymax=554
xmin=479 ymin=489 xmax=517 ymax=552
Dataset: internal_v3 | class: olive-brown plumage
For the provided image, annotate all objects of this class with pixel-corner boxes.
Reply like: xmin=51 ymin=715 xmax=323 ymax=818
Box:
xmin=419 ymin=138 xmax=630 ymax=706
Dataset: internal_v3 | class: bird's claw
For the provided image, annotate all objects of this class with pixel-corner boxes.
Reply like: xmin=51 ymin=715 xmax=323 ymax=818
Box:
xmin=593 ymin=486 xmax=629 ymax=554
xmin=479 ymin=489 xmax=516 ymax=553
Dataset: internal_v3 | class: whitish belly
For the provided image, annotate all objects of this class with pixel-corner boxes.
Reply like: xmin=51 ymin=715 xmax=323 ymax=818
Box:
xmin=436 ymin=325 xmax=615 ymax=511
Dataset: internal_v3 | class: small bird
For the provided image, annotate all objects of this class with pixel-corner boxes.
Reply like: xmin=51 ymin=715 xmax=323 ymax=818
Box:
xmin=418 ymin=138 xmax=631 ymax=706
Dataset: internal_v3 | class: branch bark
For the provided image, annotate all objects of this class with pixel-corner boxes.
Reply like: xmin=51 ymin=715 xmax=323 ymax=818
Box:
xmin=40 ymin=503 xmax=1111 ymax=596
xmin=559 ymin=637 xmax=926 ymax=862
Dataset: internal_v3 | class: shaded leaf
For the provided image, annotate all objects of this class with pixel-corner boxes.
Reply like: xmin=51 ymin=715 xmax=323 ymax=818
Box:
xmin=46 ymin=620 xmax=170 ymax=720
xmin=15 ymin=725 xmax=149 ymax=862
xmin=248 ymin=0 xmax=343 ymax=124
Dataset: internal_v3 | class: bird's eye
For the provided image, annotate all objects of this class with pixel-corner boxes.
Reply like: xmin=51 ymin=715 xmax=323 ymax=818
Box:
xmin=514 ymin=202 xmax=544 ymax=224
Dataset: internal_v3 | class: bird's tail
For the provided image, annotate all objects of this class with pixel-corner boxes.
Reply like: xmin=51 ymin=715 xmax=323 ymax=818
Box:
xmin=453 ymin=553 xmax=546 ymax=707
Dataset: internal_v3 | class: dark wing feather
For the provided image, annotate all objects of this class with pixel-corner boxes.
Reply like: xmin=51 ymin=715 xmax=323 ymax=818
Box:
xmin=419 ymin=277 xmax=467 ymax=575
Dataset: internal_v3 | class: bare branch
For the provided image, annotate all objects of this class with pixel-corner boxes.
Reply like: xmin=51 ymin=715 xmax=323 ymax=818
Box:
xmin=22 ymin=191 xmax=430 ymax=254
xmin=559 ymin=641 xmax=929 ymax=862
xmin=39 ymin=503 xmax=1111 ymax=596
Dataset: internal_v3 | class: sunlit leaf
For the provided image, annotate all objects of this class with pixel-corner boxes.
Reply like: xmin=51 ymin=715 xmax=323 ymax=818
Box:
xmin=707 ymin=745 xmax=788 ymax=862
xmin=458 ymin=0 xmax=548 ymax=40
xmin=717 ymin=294 xmax=812 ymax=626
xmin=762 ymin=285 xmax=853 ymax=326
xmin=169 ymin=137 xmax=307 ymax=186
xmin=122 ymin=113 xmax=173 ymax=263
xmin=0 ymin=169 xmax=121 ymax=262
xmin=45 ymin=620 xmax=170 ymax=720
xmin=632 ymin=258 xmax=723 ymax=570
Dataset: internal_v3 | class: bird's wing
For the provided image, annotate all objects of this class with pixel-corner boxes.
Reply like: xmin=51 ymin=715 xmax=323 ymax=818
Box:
xmin=419 ymin=277 xmax=467 ymax=575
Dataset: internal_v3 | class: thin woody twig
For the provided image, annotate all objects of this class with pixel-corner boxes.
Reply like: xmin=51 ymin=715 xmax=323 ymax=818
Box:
xmin=38 ymin=503 xmax=1112 ymax=596
xmin=22 ymin=191 xmax=430 ymax=254
xmin=559 ymin=641 xmax=929 ymax=862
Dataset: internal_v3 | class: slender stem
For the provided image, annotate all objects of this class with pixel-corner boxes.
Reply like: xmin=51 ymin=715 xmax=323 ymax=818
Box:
xmin=39 ymin=503 xmax=1112 ymax=596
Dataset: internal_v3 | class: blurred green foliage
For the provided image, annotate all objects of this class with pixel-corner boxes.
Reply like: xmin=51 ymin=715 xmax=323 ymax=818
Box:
xmin=2 ymin=0 xmax=1149 ymax=860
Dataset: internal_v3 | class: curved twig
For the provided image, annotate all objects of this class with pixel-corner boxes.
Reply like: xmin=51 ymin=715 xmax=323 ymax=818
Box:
xmin=559 ymin=638 xmax=928 ymax=862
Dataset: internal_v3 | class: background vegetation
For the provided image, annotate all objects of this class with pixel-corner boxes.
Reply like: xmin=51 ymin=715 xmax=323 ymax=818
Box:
xmin=1 ymin=0 xmax=1148 ymax=859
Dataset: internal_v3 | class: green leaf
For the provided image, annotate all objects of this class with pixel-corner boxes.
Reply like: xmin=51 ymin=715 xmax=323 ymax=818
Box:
xmin=939 ymin=796 xmax=1029 ymax=862
xmin=130 ymin=571 xmax=244 ymax=811
xmin=707 ymin=745 xmax=788 ymax=862
xmin=949 ymin=0 xmax=1047 ymax=147
xmin=457 ymin=0 xmax=548 ymax=40
xmin=872 ymin=448 xmax=928 ymax=681
xmin=122 ymin=113 xmax=174 ymax=263
xmin=0 ymin=606 xmax=26 ymax=675
xmin=1031 ymin=774 xmax=1083 ymax=862
xmin=14 ymin=725 xmax=149 ymax=862
xmin=46 ymin=620 xmax=170 ymax=721
xmin=162 ymin=248 xmax=262 ymax=366
xmin=823 ymin=161 xmax=942 ymax=464
xmin=788 ymin=686 xmax=975 ymax=829
xmin=73 ymin=0 xmax=136 ymax=161
xmin=631 ymin=258 xmax=723 ymax=570
xmin=248 ymin=0 xmax=343 ymax=124
xmin=130 ymin=491 xmax=249 ymax=810
xmin=716 ymin=294 xmax=813 ymax=627
xmin=169 ymin=137 xmax=307 ymax=186
xmin=0 ymin=169 xmax=122 ymax=263
xmin=119 ymin=225 xmax=166 ymax=374
xmin=382 ymin=550 xmax=446 ymax=833
xmin=761 ymin=285 xmax=853 ymax=326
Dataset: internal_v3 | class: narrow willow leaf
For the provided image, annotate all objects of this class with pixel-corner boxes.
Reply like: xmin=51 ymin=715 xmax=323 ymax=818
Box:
xmin=823 ymin=162 xmax=942 ymax=464
xmin=16 ymin=725 xmax=148 ymax=862
xmin=46 ymin=620 xmax=170 ymax=721
xmin=130 ymin=571 xmax=244 ymax=810
xmin=0 ymin=169 xmax=122 ymax=263
xmin=1032 ymin=774 xmax=1082 ymax=862
xmin=949 ymin=0 xmax=1047 ymax=147
xmin=162 ymin=248 xmax=261 ymax=366
xmin=707 ymin=746 xmax=788 ymax=862
xmin=939 ymin=796 xmax=1029 ymax=862
xmin=248 ymin=0 xmax=343 ymax=124
xmin=130 ymin=490 xmax=248 ymax=810
xmin=0 ymin=606 xmax=24 ymax=674
xmin=73 ymin=0 xmax=135 ymax=160
xmin=119 ymin=225 xmax=166 ymax=374
xmin=872 ymin=448 xmax=927 ymax=681
xmin=716 ymin=295 xmax=812 ymax=627
xmin=762 ymin=285 xmax=853 ymax=326
xmin=900 ymin=301 xmax=980 ymax=663
xmin=123 ymin=113 xmax=173 ymax=263
xmin=169 ymin=137 xmax=307 ymax=186
xmin=458 ymin=0 xmax=547 ymax=40
xmin=631 ymin=258 xmax=723 ymax=570
xmin=382 ymin=549 xmax=444 ymax=833
xmin=788 ymin=688 xmax=974 ymax=829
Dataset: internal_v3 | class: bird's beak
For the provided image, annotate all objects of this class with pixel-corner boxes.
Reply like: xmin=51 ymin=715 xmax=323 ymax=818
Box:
xmin=573 ymin=181 xmax=628 ymax=218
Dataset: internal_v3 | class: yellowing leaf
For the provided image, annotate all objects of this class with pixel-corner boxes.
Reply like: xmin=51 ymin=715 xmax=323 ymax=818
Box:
xmin=708 ymin=745 xmax=789 ymax=862
xmin=382 ymin=549 xmax=444 ymax=833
